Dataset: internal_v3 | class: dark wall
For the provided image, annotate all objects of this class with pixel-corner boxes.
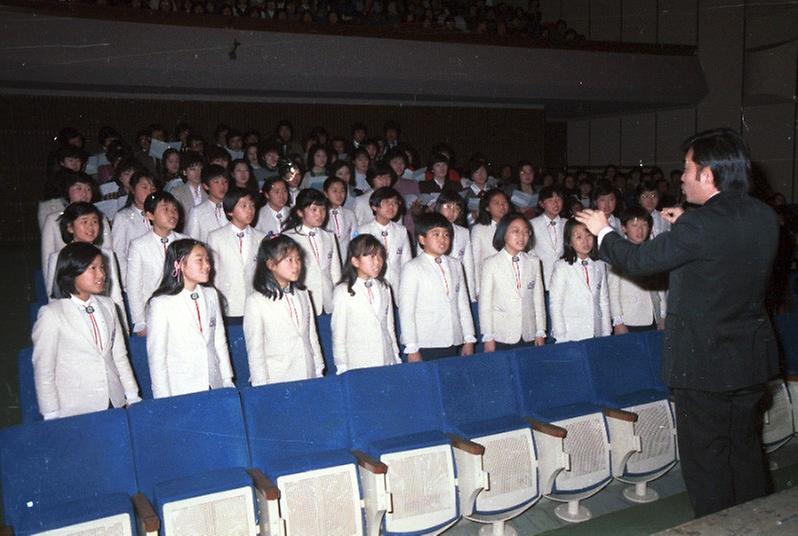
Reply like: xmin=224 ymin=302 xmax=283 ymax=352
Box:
xmin=0 ymin=95 xmax=545 ymax=244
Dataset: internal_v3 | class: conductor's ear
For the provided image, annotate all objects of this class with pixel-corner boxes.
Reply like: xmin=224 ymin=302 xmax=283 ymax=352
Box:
xmin=699 ymin=166 xmax=715 ymax=187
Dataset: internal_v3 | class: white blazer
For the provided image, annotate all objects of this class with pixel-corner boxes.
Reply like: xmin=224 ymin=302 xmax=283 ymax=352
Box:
xmin=146 ymin=286 xmax=234 ymax=398
xmin=206 ymin=223 xmax=266 ymax=317
xmin=470 ymin=221 xmax=499 ymax=297
xmin=46 ymin=246 xmax=129 ymax=331
xmin=331 ymin=280 xmax=400 ymax=374
xmin=111 ymin=205 xmax=151 ymax=285
xmin=530 ymin=214 xmax=565 ymax=289
xmin=41 ymin=209 xmax=113 ymax=274
xmin=398 ymin=253 xmax=476 ymax=353
xmin=608 ymin=265 xmax=667 ymax=328
xmin=255 ymin=204 xmax=289 ymax=237
xmin=38 ymin=198 xmax=66 ymax=231
xmin=549 ymin=258 xmax=611 ymax=343
xmin=479 ymin=249 xmax=546 ymax=344
xmin=31 ymin=296 xmax=140 ymax=419
xmin=650 ymin=210 xmax=671 ymax=238
xmin=185 ymin=199 xmax=228 ymax=243
xmin=284 ymin=225 xmax=341 ymax=315
xmin=325 ymin=206 xmax=357 ymax=261
xmin=353 ymin=192 xmax=375 ymax=227
xmin=171 ymin=182 xmax=207 ymax=219
xmin=243 ymin=290 xmax=324 ymax=386
xmin=358 ymin=220 xmax=412 ymax=296
xmin=450 ymin=224 xmax=477 ymax=302
xmin=126 ymin=230 xmax=186 ymax=333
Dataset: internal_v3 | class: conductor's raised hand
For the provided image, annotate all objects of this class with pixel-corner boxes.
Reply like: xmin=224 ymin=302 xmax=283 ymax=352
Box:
xmin=574 ymin=209 xmax=608 ymax=236
xmin=660 ymin=206 xmax=685 ymax=224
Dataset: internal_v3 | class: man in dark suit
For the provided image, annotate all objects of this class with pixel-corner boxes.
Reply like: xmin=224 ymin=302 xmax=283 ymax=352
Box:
xmin=576 ymin=128 xmax=779 ymax=518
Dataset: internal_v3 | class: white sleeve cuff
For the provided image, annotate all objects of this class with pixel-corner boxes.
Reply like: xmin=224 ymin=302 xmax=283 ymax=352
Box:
xmin=222 ymin=379 xmax=235 ymax=388
xmin=597 ymin=226 xmax=615 ymax=247
xmin=463 ymin=336 xmax=477 ymax=344
xmin=481 ymin=334 xmax=495 ymax=343
xmin=535 ymin=330 xmax=546 ymax=338
xmin=43 ymin=411 xmax=59 ymax=420
xmin=404 ymin=345 xmax=419 ymax=355
xmin=133 ymin=322 xmax=146 ymax=333
xmin=125 ymin=393 xmax=142 ymax=404
xmin=612 ymin=316 xmax=625 ymax=327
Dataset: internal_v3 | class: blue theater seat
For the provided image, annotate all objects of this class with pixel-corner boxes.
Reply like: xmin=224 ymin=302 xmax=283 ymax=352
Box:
xmin=226 ymin=322 xmax=251 ymax=388
xmin=127 ymin=334 xmax=152 ymax=399
xmin=241 ymin=376 xmax=364 ymax=535
xmin=16 ymin=347 xmax=40 ymax=423
xmin=316 ymin=313 xmax=336 ymax=375
xmin=435 ymin=351 xmax=542 ymax=531
xmin=582 ymin=334 xmax=677 ymax=503
xmin=0 ymin=409 xmax=157 ymax=535
xmin=344 ymin=361 xmax=481 ymax=535
xmin=127 ymin=388 xmax=256 ymax=535
xmin=511 ymin=341 xmax=615 ymax=523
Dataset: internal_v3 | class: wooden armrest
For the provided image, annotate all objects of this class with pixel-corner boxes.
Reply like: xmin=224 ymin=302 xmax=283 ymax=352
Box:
xmin=352 ymin=450 xmax=388 ymax=474
xmin=131 ymin=493 xmax=160 ymax=533
xmin=248 ymin=468 xmax=280 ymax=500
xmin=603 ymin=407 xmax=638 ymax=422
xmin=785 ymin=375 xmax=798 ymax=382
xmin=448 ymin=434 xmax=485 ymax=455
xmin=525 ymin=417 xmax=567 ymax=438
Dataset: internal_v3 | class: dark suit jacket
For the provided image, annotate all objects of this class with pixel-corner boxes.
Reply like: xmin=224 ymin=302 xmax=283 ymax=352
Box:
xmin=599 ymin=191 xmax=779 ymax=392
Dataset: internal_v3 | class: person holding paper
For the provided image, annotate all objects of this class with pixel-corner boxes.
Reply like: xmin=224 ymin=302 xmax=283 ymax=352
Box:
xmin=301 ymin=143 xmax=329 ymax=190
xmin=504 ymin=160 xmax=539 ymax=220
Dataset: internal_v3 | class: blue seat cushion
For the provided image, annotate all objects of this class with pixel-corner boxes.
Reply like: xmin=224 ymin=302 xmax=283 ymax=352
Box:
xmin=265 ymin=448 xmax=357 ymax=479
xmin=458 ymin=415 xmax=530 ymax=438
xmin=535 ymin=401 xmax=604 ymax=423
xmin=153 ymin=466 xmax=252 ymax=512
xmin=15 ymin=492 xmax=133 ymax=535
xmin=370 ymin=430 xmax=449 ymax=456
xmin=609 ymin=388 xmax=669 ymax=409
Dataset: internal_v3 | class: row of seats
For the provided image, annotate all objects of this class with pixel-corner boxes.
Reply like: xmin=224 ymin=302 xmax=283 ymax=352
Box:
xmin=4 ymin=331 xmax=679 ymax=535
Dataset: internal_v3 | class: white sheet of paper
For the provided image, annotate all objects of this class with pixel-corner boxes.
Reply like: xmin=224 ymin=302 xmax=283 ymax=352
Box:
xmin=149 ymin=139 xmax=182 ymax=159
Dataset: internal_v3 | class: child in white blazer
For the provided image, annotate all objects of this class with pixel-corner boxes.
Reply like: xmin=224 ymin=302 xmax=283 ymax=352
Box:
xmin=45 ymin=202 xmax=128 ymax=330
xmin=470 ymin=189 xmax=510 ymax=298
xmin=244 ymin=235 xmax=324 ymax=385
xmin=549 ymin=218 xmax=611 ymax=343
xmin=332 ymin=235 xmax=401 ymax=374
xmin=146 ymin=239 xmax=234 ymax=399
xmin=255 ymin=176 xmax=290 ymax=237
xmin=434 ymin=190 xmax=476 ymax=301
xmin=33 ymin=242 xmax=140 ymax=420
xmin=530 ymin=186 xmax=566 ymax=290
xmin=608 ymin=206 xmax=667 ymax=334
xmin=282 ymin=189 xmax=341 ymax=315
xmin=323 ymin=176 xmax=357 ymax=260
xmin=399 ymin=213 xmax=476 ymax=361
xmin=184 ymin=164 xmax=230 ymax=242
xmin=207 ymin=187 xmax=266 ymax=318
xmin=480 ymin=213 xmax=546 ymax=352
xmin=41 ymin=172 xmax=113 ymax=273
xmin=127 ymin=191 xmax=186 ymax=335
xmin=357 ymin=186 xmax=412 ymax=297
xmin=111 ymin=171 xmax=157 ymax=284
xmin=353 ymin=164 xmax=396 ymax=227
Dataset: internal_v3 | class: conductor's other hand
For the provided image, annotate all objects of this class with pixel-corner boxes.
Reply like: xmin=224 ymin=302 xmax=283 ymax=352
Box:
xmin=575 ymin=209 xmax=608 ymax=236
xmin=660 ymin=206 xmax=685 ymax=224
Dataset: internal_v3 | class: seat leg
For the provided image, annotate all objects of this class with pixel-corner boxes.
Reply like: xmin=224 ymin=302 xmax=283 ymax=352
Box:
xmin=478 ymin=520 xmax=517 ymax=536
xmin=623 ymin=481 xmax=659 ymax=503
xmin=553 ymin=499 xmax=591 ymax=523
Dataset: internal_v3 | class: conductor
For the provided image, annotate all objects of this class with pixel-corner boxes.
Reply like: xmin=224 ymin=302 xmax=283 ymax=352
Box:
xmin=576 ymin=128 xmax=779 ymax=517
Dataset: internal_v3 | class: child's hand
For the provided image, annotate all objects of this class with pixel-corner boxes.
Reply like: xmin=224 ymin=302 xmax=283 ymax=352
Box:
xmin=614 ymin=324 xmax=629 ymax=335
xmin=483 ymin=340 xmax=496 ymax=353
xmin=408 ymin=352 xmax=423 ymax=362
xmin=461 ymin=343 xmax=475 ymax=356
xmin=134 ymin=328 xmax=147 ymax=337
xmin=534 ymin=336 xmax=545 ymax=347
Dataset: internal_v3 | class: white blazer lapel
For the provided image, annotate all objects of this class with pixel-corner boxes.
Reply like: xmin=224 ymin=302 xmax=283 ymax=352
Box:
xmin=63 ymin=300 xmax=102 ymax=354
xmin=96 ymin=299 xmax=116 ymax=353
